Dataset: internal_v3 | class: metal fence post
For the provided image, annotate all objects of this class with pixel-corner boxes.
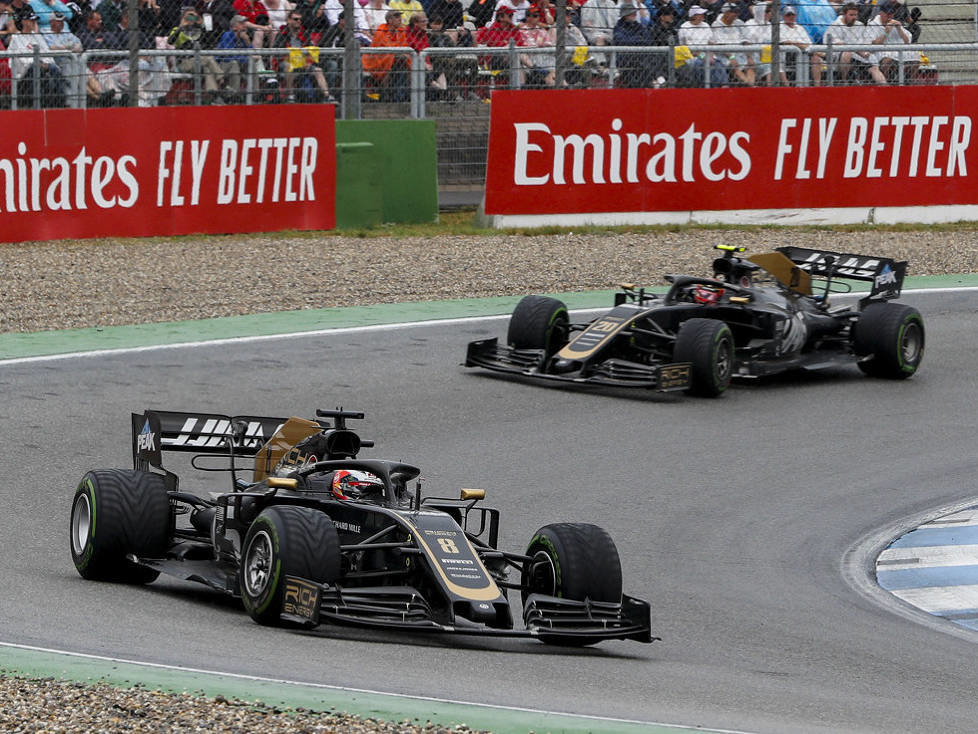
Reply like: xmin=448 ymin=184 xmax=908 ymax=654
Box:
xmin=192 ymin=44 xmax=202 ymax=105
xmin=554 ymin=0 xmax=566 ymax=88
xmin=508 ymin=40 xmax=520 ymax=89
xmin=411 ymin=49 xmax=422 ymax=118
xmin=417 ymin=49 xmax=429 ymax=118
xmin=245 ymin=55 xmax=254 ymax=105
xmin=32 ymin=45 xmax=41 ymax=109
xmin=825 ymin=35 xmax=834 ymax=86
xmin=667 ymin=39 xmax=676 ymax=87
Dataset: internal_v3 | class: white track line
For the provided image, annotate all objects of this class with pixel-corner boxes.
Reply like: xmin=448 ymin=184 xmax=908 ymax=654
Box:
xmin=1 ymin=286 xmax=974 ymax=366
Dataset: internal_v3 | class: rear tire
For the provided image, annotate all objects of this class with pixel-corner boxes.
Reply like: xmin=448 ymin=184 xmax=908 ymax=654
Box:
xmin=853 ymin=303 xmax=924 ymax=379
xmin=239 ymin=506 xmax=342 ymax=626
xmin=507 ymin=295 xmax=569 ymax=356
xmin=521 ymin=523 xmax=622 ymax=646
xmin=673 ymin=318 xmax=734 ymax=397
xmin=69 ymin=469 xmax=169 ymax=584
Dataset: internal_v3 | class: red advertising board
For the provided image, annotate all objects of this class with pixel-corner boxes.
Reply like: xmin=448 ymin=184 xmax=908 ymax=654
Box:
xmin=0 ymin=104 xmax=335 ymax=242
xmin=484 ymin=86 xmax=977 ymax=215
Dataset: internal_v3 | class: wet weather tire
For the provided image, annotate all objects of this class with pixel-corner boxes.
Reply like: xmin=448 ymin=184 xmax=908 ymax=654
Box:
xmin=853 ymin=303 xmax=925 ymax=379
xmin=239 ymin=506 xmax=341 ymax=626
xmin=69 ymin=469 xmax=169 ymax=584
xmin=522 ymin=523 xmax=622 ymax=646
xmin=507 ymin=295 xmax=569 ymax=356
xmin=673 ymin=318 xmax=734 ymax=397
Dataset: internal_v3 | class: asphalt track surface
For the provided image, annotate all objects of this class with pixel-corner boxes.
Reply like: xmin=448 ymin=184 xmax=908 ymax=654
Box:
xmin=3 ymin=286 xmax=978 ymax=734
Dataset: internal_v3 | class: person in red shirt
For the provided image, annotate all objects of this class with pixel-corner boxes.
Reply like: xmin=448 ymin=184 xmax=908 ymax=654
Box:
xmin=476 ymin=4 xmax=521 ymax=84
xmin=476 ymin=4 xmax=521 ymax=46
xmin=232 ymin=0 xmax=273 ymax=50
xmin=404 ymin=11 xmax=429 ymax=51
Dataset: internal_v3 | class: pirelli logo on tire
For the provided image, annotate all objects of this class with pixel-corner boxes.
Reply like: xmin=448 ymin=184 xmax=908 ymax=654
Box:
xmin=282 ymin=576 xmax=321 ymax=625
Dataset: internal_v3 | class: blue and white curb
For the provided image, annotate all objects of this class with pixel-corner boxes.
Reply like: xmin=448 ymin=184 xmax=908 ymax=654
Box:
xmin=877 ymin=507 xmax=978 ymax=631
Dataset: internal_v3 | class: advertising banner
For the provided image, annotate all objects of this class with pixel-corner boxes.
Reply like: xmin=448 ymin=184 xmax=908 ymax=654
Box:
xmin=0 ymin=104 xmax=335 ymax=243
xmin=484 ymin=86 xmax=977 ymax=220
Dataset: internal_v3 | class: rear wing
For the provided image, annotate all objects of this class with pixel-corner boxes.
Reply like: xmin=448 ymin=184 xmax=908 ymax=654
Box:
xmin=775 ymin=246 xmax=906 ymax=300
xmin=131 ymin=410 xmax=288 ymax=469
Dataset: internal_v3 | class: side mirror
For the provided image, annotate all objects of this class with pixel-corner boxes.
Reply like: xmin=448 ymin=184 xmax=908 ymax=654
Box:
xmin=460 ymin=488 xmax=485 ymax=501
xmin=267 ymin=477 xmax=298 ymax=489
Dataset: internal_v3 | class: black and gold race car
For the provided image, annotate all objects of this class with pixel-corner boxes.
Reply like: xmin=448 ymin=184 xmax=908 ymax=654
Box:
xmin=69 ymin=409 xmax=653 ymax=646
xmin=465 ymin=245 xmax=925 ymax=397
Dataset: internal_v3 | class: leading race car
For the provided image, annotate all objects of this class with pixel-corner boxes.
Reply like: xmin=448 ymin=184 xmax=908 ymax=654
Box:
xmin=465 ymin=245 xmax=925 ymax=397
xmin=69 ymin=409 xmax=654 ymax=646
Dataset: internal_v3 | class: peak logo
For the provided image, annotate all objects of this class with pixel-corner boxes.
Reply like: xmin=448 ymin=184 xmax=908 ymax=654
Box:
xmin=876 ymin=264 xmax=898 ymax=287
xmin=137 ymin=420 xmax=156 ymax=452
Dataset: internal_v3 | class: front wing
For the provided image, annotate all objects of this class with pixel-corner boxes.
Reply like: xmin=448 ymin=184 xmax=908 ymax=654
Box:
xmin=465 ymin=338 xmax=691 ymax=392
xmin=280 ymin=576 xmax=656 ymax=644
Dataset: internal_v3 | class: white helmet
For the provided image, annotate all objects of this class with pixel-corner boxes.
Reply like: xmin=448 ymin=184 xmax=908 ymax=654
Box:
xmin=331 ymin=469 xmax=385 ymax=501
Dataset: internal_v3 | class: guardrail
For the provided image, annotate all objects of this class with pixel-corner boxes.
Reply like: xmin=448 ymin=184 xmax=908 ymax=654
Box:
xmin=0 ymin=40 xmax=965 ymax=113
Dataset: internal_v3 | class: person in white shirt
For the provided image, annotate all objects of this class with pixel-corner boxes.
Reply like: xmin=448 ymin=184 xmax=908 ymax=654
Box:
xmin=743 ymin=2 xmax=770 ymax=84
xmin=579 ymin=0 xmax=615 ymax=46
xmin=363 ymin=0 xmax=391 ymax=33
xmin=263 ymin=0 xmax=292 ymax=30
xmin=7 ymin=7 xmax=66 ymax=106
xmin=41 ymin=10 xmax=83 ymax=105
xmin=710 ymin=1 xmax=752 ymax=85
xmin=677 ymin=4 xmax=711 ymax=45
xmin=826 ymin=2 xmax=884 ymax=83
xmin=323 ymin=0 xmax=369 ymax=35
xmin=490 ymin=0 xmax=529 ymax=24
xmin=779 ymin=4 xmax=823 ymax=85
xmin=867 ymin=0 xmax=909 ymax=80
xmin=678 ymin=5 xmax=726 ymax=86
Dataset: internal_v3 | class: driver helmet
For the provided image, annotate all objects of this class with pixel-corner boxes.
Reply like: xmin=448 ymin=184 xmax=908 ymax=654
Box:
xmin=332 ymin=469 xmax=385 ymax=501
xmin=693 ymin=284 xmax=724 ymax=305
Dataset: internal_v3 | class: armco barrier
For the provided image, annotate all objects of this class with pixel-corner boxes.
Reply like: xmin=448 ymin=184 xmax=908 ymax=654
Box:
xmin=480 ymin=85 xmax=978 ymax=227
xmin=335 ymin=120 xmax=438 ymax=225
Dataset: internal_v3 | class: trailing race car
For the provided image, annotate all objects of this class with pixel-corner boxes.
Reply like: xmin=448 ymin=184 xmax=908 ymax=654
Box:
xmin=465 ymin=245 xmax=925 ymax=397
xmin=69 ymin=409 xmax=653 ymax=646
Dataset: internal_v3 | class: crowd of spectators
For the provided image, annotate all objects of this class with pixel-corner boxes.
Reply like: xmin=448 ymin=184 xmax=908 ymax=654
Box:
xmin=0 ymin=0 xmax=927 ymax=107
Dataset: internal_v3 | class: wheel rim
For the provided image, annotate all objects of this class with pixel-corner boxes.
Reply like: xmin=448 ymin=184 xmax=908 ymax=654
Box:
xmin=71 ymin=493 xmax=91 ymax=556
xmin=243 ymin=530 xmax=273 ymax=597
xmin=716 ymin=335 xmax=733 ymax=383
xmin=527 ymin=550 xmax=557 ymax=596
xmin=901 ymin=322 xmax=922 ymax=364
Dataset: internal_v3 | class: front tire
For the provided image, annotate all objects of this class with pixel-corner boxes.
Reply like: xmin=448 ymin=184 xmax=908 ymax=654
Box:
xmin=522 ymin=523 xmax=622 ymax=646
xmin=673 ymin=318 xmax=734 ymax=397
xmin=853 ymin=303 xmax=925 ymax=379
xmin=69 ymin=469 xmax=169 ymax=584
xmin=507 ymin=295 xmax=569 ymax=356
xmin=239 ymin=506 xmax=341 ymax=626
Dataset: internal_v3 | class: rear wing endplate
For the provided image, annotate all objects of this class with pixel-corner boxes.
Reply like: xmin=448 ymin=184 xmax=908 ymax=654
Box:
xmin=776 ymin=246 xmax=906 ymax=300
xmin=131 ymin=410 xmax=288 ymax=469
